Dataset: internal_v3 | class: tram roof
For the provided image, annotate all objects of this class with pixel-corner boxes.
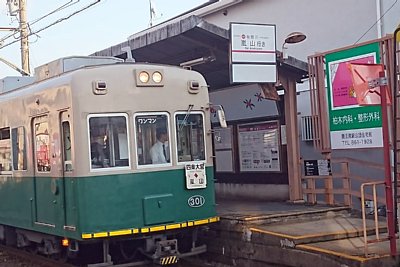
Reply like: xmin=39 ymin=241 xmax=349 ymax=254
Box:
xmin=91 ymin=15 xmax=308 ymax=91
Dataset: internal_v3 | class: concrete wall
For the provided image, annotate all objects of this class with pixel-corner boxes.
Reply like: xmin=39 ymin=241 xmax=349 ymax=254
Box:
xmin=381 ymin=0 xmax=400 ymax=36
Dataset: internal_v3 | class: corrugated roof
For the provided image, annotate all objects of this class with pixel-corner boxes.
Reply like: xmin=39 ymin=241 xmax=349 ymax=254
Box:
xmin=91 ymin=15 xmax=307 ymax=90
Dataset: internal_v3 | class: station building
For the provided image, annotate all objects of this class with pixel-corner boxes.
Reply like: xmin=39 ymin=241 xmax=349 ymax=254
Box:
xmin=92 ymin=0 xmax=400 ymax=202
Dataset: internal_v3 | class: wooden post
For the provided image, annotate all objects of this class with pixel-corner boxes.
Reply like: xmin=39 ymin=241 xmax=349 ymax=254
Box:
xmin=282 ymin=74 xmax=302 ymax=201
xmin=341 ymin=162 xmax=351 ymax=207
xmin=307 ymin=178 xmax=316 ymax=204
xmin=323 ymin=152 xmax=334 ymax=205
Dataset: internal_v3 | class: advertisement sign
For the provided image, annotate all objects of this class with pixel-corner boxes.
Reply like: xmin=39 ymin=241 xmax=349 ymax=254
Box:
xmin=304 ymin=159 xmax=331 ymax=176
xmin=238 ymin=121 xmax=281 ymax=172
xmin=230 ymin=22 xmax=276 ymax=83
xmin=325 ymin=42 xmax=382 ymax=149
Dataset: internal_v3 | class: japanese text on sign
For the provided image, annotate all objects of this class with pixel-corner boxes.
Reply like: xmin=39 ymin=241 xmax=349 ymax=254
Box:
xmin=185 ymin=163 xmax=207 ymax=189
xmin=330 ymin=128 xmax=382 ymax=149
xmin=332 ymin=112 xmax=380 ymax=125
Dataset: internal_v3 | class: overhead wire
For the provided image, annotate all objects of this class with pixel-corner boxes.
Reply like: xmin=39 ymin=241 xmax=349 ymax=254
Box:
xmin=354 ymin=0 xmax=399 ymax=44
xmin=29 ymin=0 xmax=80 ymax=26
xmin=0 ymin=0 xmax=101 ymax=50
xmin=0 ymin=0 xmax=82 ymax=44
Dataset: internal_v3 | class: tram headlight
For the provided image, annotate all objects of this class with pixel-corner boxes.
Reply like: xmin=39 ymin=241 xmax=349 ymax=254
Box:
xmin=136 ymin=69 xmax=164 ymax=87
xmin=139 ymin=71 xmax=150 ymax=83
xmin=152 ymin=71 xmax=163 ymax=83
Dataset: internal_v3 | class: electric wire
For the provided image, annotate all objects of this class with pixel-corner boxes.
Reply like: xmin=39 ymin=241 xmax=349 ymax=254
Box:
xmin=29 ymin=0 xmax=79 ymax=26
xmin=0 ymin=0 xmax=100 ymax=50
xmin=0 ymin=0 xmax=83 ymax=45
xmin=354 ymin=0 xmax=399 ymax=44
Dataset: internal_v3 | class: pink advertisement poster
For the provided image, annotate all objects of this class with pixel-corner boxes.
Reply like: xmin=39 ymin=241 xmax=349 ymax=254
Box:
xmin=330 ymin=55 xmax=374 ymax=108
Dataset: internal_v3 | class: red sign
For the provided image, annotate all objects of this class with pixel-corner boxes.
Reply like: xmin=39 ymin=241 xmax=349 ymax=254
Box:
xmin=348 ymin=63 xmax=391 ymax=105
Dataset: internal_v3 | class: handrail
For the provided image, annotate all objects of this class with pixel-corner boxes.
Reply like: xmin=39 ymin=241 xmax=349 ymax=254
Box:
xmin=360 ymin=181 xmax=386 ymax=257
xmin=331 ymin=157 xmax=388 ymax=170
xmin=300 ymin=158 xmax=390 ymax=207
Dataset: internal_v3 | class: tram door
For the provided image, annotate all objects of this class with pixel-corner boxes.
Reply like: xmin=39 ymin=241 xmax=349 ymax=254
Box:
xmin=60 ymin=111 xmax=77 ymax=229
xmin=32 ymin=115 xmax=59 ymax=227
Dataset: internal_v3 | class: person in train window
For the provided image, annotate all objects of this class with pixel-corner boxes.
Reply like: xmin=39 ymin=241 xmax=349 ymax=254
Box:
xmin=150 ymin=128 xmax=169 ymax=164
xmin=91 ymin=136 xmax=106 ymax=167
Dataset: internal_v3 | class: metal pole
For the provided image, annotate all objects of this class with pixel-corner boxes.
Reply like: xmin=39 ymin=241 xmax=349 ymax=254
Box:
xmin=0 ymin=27 xmax=18 ymax=31
xmin=361 ymin=184 xmax=368 ymax=256
xmin=149 ymin=0 xmax=153 ymax=27
xmin=380 ymin=71 xmax=397 ymax=256
xmin=0 ymin=57 xmax=30 ymax=76
xmin=19 ymin=0 xmax=30 ymax=75
xmin=393 ymin=25 xmax=400 ymax=235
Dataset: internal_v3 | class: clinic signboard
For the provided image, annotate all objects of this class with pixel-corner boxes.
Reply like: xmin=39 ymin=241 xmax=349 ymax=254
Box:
xmin=325 ymin=42 xmax=383 ymax=149
xmin=230 ymin=22 xmax=276 ymax=83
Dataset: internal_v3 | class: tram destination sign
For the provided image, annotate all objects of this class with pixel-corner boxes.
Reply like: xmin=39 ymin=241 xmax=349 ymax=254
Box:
xmin=185 ymin=163 xmax=207 ymax=189
xmin=230 ymin=22 xmax=276 ymax=83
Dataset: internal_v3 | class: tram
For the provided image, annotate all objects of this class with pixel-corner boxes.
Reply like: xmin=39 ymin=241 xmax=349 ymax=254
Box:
xmin=0 ymin=56 xmax=219 ymax=266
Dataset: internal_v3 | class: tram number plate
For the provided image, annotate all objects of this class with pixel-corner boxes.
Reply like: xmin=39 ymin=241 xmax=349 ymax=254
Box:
xmin=185 ymin=163 xmax=206 ymax=189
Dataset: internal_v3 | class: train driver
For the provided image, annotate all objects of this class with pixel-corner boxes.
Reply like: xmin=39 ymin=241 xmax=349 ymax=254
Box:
xmin=150 ymin=128 xmax=169 ymax=164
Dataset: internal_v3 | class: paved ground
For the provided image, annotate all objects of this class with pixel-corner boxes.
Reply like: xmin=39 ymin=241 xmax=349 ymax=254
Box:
xmin=214 ymin=198 xmax=399 ymax=266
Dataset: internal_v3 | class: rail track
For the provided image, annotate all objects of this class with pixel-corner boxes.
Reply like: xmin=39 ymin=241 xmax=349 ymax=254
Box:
xmin=0 ymin=244 xmax=75 ymax=267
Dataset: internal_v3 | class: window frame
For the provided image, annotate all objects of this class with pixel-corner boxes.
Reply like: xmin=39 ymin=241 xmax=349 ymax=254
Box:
xmin=87 ymin=113 xmax=131 ymax=172
xmin=33 ymin=118 xmax=51 ymax=173
xmin=174 ymin=111 xmax=207 ymax=166
xmin=133 ymin=112 xmax=172 ymax=169
xmin=11 ymin=126 xmax=27 ymax=171
xmin=0 ymin=127 xmax=12 ymax=174
xmin=62 ymin=121 xmax=73 ymax=172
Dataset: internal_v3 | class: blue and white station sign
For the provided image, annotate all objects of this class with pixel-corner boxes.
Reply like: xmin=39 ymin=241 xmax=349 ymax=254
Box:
xmin=230 ymin=22 xmax=277 ymax=83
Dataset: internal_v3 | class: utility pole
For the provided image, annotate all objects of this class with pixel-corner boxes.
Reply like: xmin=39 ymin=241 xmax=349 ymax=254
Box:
xmin=19 ymin=0 xmax=30 ymax=75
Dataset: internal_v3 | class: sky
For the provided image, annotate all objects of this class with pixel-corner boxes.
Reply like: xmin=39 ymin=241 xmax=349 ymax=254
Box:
xmin=0 ymin=0 xmax=207 ymax=78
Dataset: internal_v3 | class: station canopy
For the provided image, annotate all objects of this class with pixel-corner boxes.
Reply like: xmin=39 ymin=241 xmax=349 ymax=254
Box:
xmin=91 ymin=15 xmax=307 ymax=91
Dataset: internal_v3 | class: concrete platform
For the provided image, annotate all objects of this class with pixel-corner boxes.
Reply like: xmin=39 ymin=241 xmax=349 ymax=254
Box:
xmin=202 ymin=198 xmax=399 ymax=267
xmin=216 ymin=198 xmax=351 ymax=222
xmin=251 ymin=217 xmax=387 ymax=244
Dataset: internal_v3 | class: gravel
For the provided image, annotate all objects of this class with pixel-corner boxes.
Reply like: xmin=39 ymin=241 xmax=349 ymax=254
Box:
xmin=0 ymin=250 xmax=44 ymax=267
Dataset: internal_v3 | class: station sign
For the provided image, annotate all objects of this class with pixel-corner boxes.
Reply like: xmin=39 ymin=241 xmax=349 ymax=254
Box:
xmin=230 ymin=22 xmax=277 ymax=83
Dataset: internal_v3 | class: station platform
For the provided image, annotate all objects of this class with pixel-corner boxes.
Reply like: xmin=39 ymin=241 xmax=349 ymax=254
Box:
xmin=200 ymin=198 xmax=399 ymax=267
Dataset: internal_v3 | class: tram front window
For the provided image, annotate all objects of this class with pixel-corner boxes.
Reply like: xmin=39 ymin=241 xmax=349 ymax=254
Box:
xmin=88 ymin=114 xmax=129 ymax=169
xmin=175 ymin=113 xmax=205 ymax=162
xmin=135 ymin=114 xmax=170 ymax=166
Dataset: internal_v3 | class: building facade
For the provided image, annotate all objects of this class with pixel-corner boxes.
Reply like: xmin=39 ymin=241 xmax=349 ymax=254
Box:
xmin=93 ymin=0 xmax=400 ymax=201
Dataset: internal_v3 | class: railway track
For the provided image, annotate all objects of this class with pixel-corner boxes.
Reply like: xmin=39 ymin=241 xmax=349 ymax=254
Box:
xmin=0 ymin=244 xmax=75 ymax=267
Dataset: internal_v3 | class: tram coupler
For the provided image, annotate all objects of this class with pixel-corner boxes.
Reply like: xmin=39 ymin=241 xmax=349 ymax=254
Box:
xmin=153 ymin=239 xmax=179 ymax=265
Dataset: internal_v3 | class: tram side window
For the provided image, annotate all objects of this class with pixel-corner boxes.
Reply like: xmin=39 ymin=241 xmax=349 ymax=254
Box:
xmin=135 ymin=114 xmax=170 ymax=166
xmin=0 ymin=127 xmax=11 ymax=172
xmin=176 ymin=113 xmax=205 ymax=162
xmin=11 ymin=127 xmax=27 ymax=171
xmin=35 ymin=121 xmax=51 ymax=172
xmin=89 ymin=115 xmax=129 ymax=169
xmin=62 ymin=122 xmax=72 ymax=172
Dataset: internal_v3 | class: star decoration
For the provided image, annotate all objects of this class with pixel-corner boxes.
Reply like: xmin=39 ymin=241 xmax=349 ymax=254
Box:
xmin=255 ymin=92 xmax=264 ymax=102
xmin=243 ymin=98 xmax=255 ymax=110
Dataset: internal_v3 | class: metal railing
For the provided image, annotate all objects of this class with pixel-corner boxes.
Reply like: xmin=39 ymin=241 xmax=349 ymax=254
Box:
xmin=360 ymin=181 xmax=387 ymax=257
xmin=301 ymin=157 xmax=386 ymax=207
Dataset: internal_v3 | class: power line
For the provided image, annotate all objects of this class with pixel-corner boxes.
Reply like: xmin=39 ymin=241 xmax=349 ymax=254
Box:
xmin=354 ymin=0 xmax=399 ymax=44
xmin=0 ymin=0 xmax=100 ymax=50
xmin=29 ymin=0 xmax=80 ymax=26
